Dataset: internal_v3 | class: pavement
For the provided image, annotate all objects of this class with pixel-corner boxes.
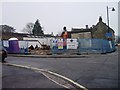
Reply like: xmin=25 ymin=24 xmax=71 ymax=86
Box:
xmin=8 ymin=53 xmax=96 ymax=58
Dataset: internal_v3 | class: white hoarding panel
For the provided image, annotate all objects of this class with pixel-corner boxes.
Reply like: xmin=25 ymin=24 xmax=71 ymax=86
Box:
xmin=67 ymin=39 xmax=78 ymax=49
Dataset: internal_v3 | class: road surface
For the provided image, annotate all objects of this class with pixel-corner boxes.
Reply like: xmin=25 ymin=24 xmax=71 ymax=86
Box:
xmin=2 ymin=47 xmax=119 ymax=89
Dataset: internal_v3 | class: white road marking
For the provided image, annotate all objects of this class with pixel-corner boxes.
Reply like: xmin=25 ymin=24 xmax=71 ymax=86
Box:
xmin=3 ymin=62 xmax=88 ymax=90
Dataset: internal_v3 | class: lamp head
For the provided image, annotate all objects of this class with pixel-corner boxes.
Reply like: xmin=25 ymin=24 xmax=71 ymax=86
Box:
xmin=112 ymin=8 xmax=115 ymax=11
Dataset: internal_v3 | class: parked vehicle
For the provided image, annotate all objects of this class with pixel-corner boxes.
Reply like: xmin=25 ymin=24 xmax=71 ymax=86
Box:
xmin=0 ymin=46 xmax=7 ymax=62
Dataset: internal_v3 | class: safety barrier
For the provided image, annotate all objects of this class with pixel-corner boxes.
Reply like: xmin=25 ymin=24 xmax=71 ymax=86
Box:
xmin=2 ymin=38 xmax=116 ymax=54
xmin=79 ymin=39 xmax=116 ymax=54
xmin=51 ymin=38 xmax=116 ymax=54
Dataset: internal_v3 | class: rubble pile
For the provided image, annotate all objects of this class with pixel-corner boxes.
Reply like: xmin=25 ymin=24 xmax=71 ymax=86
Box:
xmin=28 ymin=45 xmax=52 ymax=55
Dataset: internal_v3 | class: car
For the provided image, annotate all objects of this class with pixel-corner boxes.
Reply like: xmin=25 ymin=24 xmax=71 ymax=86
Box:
xmin=0 ymin=46 xmax=7 ymax=63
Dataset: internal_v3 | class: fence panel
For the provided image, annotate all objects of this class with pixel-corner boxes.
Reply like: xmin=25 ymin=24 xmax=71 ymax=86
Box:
xmin=91 ymin=39 xmax=103 ymax=53
xmin=50 ymin=38 xmax=67 ymax=54
xmin=50 ymin=38 xmax=80 ymax=54
xmin=78 ymin=39 xmax=92 ymax=53
xmin=78 ymin=39 xmax=116 ymax=54
xmin=51 ymin=38 xmax=116 ymax=54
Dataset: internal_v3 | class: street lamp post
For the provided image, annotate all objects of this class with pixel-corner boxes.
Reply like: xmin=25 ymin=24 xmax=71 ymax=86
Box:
xmin=107 ymin=6 xmax=110 ymax=33
xmin=106 ymin=6 xmax=115 ymax=33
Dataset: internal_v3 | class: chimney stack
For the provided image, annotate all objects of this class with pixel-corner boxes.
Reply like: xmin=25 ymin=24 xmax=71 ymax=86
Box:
xmin=86 ymin=25 xmax=89 ymax=29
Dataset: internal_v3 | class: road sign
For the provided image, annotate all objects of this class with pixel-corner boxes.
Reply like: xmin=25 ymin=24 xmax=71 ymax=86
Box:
xmin=58 ymin=39 xmax=63 ymax=49
xmin=105 ymin=33 xmax=112 ymax=38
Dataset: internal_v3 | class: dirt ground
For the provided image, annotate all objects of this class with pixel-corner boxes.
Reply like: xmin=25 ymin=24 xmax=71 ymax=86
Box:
xmin=29 ymin=49 xmax=51 ymax=55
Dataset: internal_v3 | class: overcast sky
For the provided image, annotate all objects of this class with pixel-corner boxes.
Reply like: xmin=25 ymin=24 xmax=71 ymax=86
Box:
xmin=1 ymin=1 xmax=119 ymax=36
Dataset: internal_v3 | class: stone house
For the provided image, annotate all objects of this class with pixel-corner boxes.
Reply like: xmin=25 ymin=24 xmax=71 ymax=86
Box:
xmin=91 ymin=16 xmax=115 ymax=40
xmin=67 ymin=16 xmax=115 ymax=41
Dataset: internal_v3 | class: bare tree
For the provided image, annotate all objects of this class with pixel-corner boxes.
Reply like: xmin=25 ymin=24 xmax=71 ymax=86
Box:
xmin=0 ymin=25 xmax=15 ymax=33
xmin=22 ymin=23 xmax=34 ymax=34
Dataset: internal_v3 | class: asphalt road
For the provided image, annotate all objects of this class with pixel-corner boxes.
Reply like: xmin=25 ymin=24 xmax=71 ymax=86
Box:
xmin=2 ymin=47 xmax=119 ymax=89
